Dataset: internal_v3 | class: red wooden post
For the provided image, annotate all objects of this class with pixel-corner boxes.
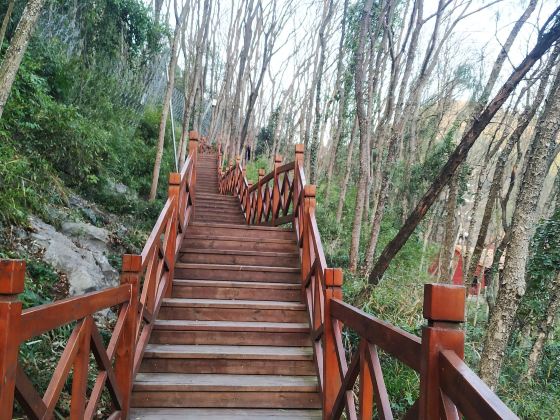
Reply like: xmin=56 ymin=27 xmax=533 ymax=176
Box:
xmin=166 ymin=172 xmax=180 ymax=298
xmin=256 ymin=169 xmax=265 ymax=223
xmin=70 ymin=316 xmax=92 ymax=419
xmin=189 ymin=131 xmax=199 ymax=206
xmin=115 ymin=254 xmax=141 ymax=418
xmin=272 ymin=155 xmax=282 ymax=225
xmin=301 ymin=185 xmax=316 ymax=301
xmin=358 ymin=339 xmax=374 ymax=420
xmin=419 ymin=283 xmax=465 ymax=419
xmin=241 ymin=167 xmax=247 ymax=203
xmin=228 ymin=160 xmax=234 ymax=193
xmin=246 ymin=181 xmax=253 ymax=224
xmin=294 ymin=144 xmax=305 ymax=242
xmin=217 ymin=143 xmax=223 ymax=192
xmin=0 ymin=260 xmax=24 ymax=420
xmin=323 ymin=267 xmax=343 ymax=420
xmin=235 ymin=155 xmax=241 ymax=197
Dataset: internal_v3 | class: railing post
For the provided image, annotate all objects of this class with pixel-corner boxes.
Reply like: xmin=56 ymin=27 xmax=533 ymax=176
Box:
xmin=115 ymin=254 xmax=141 ymax=418
xmin=323 ymin=267 xmax=343 ymax=420
xmin=301 ymin=185 xmax=316 ymax=301
xmin=0 ymin=260 xmax=24 ymax=420
xmin=419 ymin=283 xmax=465 ymax=419
xmin=189 ymin=130 xmax=199 ymax=206
xmin=246 ymin=181 xmax=253 ymax=224
xmin=228 ymin=160 xmax=234 ymax=194
xmin=272 ymin=154 xmax=282 ymax=225
xmin=217 ymin=143 xmax=223 ymax=192
xmin=256 ymin=168 xmax=265 ymax=223
xmin=235 ymin=155 xmax=241 ymax=197
xmin=167 ymin=172 xmax=180 ymax=298
xmin=241 ymin=167 xmax=247 ymax=202
xmin=294 ymin=144 xmax=305 ymax=242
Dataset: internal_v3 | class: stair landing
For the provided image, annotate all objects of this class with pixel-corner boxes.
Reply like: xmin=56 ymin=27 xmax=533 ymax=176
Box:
xmin=130 ymin=153 xmax=321 ymax=419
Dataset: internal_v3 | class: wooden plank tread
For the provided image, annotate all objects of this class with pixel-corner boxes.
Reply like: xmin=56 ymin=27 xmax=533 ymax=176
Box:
xmin=162 ymin=298 xmax=306 ymax=310
xmin=175 ymin=263 xmax=300 ymax=273
xmin=182 ymin=234 xmax=295 ymax=244
xmin=191 ymin=222 xmax=293 ymax=232
xmin=180 ymin=249 xmax=298 ymax=257
xmin=133 ymin=373 xmax=319 ymax=392
xmin=143 ymin=344 xmax=313 ymax=360
xmin=173 ymin=279 xmax=300 ymax=289
xmin=154 ymin=319 xmax=309 ymax=332
xmin=129 ymin=408 xmax=322 ymax=419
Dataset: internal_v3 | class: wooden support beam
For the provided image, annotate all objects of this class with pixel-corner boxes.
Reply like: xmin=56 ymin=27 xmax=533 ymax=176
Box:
xmin=0 ymin=260 xmax=24 ymax=420
xmin=419 ymin=283 xmax=465 ymax=420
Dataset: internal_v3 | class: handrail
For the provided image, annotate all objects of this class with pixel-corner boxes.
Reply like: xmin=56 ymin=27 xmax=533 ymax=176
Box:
xmin=0 ymin=259 xmax=133 ymax=419
xmin=218 ymin=148 xmax=300 ymax=226
xmin=218 ymin=143 xmax=518 ymax=420
xmin=0 ymin=131 xmax=201 ymax=420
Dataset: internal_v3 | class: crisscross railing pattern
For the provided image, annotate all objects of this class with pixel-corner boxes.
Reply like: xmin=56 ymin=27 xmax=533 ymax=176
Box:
xmin=218 ymin=143 xmax=518 ymax=420
xmin=0 ymin=131 xmax=201 ymax=420
xmin=218 ymin=148 xmax=300 ymax=226
xmin=3 ymin=258 xmax=133 ymax=420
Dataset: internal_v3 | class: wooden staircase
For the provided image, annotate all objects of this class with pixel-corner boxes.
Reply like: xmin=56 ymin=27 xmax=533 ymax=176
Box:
xmin=130 ymin=153 xmax=321 ymax=419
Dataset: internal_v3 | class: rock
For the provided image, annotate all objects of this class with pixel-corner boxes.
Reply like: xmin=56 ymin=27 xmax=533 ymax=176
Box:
xmin=29 ymin=217 xmax=118 ymax=296
xmin=81 ymin=208 xmax=98 ymax=224
xmin=114 ymin=183 xmax=129 ymax=194
xmin=61 ymin=222 xmax=111 ymax=253
xmin=67 ymin=194 xmax=108 ymax=225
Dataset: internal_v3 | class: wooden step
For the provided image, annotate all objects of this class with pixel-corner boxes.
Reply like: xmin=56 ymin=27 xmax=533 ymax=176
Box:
xmin=151 ymin=320 xmax=311 ymax=346
xmin=171 ymin=279 xmax=301 ymax=301
xmin=139 ymin=344 xmax=315 ymax=375
xmin=192 ymin=220 xmax=245 ymax=226
xmin=181 ymin=235 xmax=297 ymax=253
xmin=196 ymin=200 xmax=242 ymax=208
xmin=194 ymin=215 xmax=246 ymax=224
xmin=129 ymin=408 xmax=322 ymax=419
xmin=159 ymin=298 xmax=307 ymax=322
xmin=193 ymin=210 xmax=244 ymax=219
xmin=187 ymin=223 xmax=294 ymax=240
xmin=196 ymin=193 xmax=240 ymax=201
xmin=174 ymin=263 xmax=300 ymax=283
xmin=131 ymin=373 xmax=321 ymax=408
xmin=195 ymin=202 xmax=243 ymax=211
xmin=178 ymin=249 xmax=299 ymax=268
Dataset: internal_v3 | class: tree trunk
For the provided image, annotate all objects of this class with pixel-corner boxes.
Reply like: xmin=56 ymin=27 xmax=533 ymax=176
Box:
xmin=336 ymin=116 xmax=357 ymax=224
xmin=464 ymin=47 xmax=558 ymax=285
xmin=0 ymin=0 xmax=45 ymax=120
xmin=310 ymin=0 xmax=334 ymax=184
xmin=325 ymin=0 xmax=350 ymax=200
xmin=480 ymin=64 xmax=560 ymax=389
xmin=0 ymin=0 xmax=15 ymax=48
xmin=367 ymin=16 xmax=560 ymax=285
xmin=149 ymin=4 xmax=189 ymax=201
xmin=439 ymin=172 xmax=459 ymax=281
xmin=349 ymin=0 xmax=374 ymax=272
xmin=525 ymin=271 xmax=560 ymax=381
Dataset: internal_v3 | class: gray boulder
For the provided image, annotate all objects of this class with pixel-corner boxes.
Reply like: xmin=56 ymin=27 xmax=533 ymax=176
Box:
xmin=29 ymin=218 xmax=118 ymax=295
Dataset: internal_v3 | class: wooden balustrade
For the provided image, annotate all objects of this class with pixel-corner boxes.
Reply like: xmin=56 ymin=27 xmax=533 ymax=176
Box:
xmin=0 ymin=133 xmax=200 ymax=419
xmin=218 ymin=149 xmax=298 ymax=226
xmin=218 ymin=143 xmax=518 ymax=420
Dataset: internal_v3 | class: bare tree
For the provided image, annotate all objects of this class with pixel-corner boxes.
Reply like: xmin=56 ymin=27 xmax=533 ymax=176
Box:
xmin=349 ymin=0 xmax=375 ymax=272
xmin=0 ymin=0 xmax=15 ymax=48
xmin=367 ymin=11 xmax=560 ymax=285
xmin=480 ymin=61 xmax=560 ymax=389
xmin=0 ymin=0 xmax=45 ymax=120
xmin=149 ymin=0 xmax=190 ymax=201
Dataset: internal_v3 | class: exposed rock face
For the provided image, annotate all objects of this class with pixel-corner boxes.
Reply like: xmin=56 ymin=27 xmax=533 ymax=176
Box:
xmin=29 ymin=217 xmax=118 ymax=295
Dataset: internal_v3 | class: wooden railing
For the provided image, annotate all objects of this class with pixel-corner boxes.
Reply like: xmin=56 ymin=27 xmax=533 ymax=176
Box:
xmin=0 ymin=131 xmax=200 ymax=420
xmin=218 ymin=145 xmax=301 ymax=226
xmin=218 ymin=144 xmax=518 ymax=420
